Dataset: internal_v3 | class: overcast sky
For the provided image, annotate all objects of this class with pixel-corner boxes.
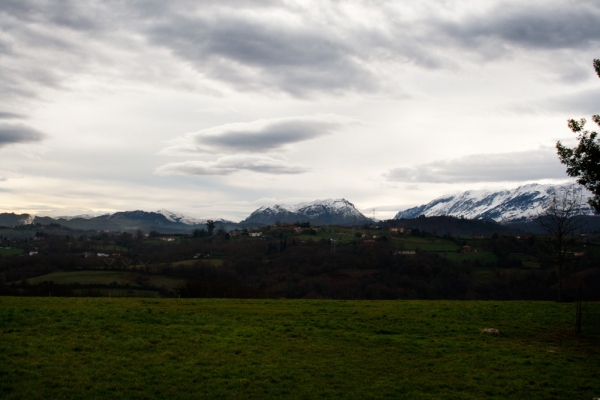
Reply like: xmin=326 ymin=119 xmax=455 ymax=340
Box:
xmin=0 ymin=0 xmax=598 ymax=221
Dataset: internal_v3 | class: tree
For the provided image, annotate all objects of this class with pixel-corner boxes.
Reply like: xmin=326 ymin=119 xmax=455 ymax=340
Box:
xmin=556 ymin=59 xmax=600 ymax=212
xmin=206 ymin=220 xmax=215 ymax=236
xmin=537 ymin=187 xmax=584 ymax=302
xmin=193 ymin=228 xmax=207 ymax=238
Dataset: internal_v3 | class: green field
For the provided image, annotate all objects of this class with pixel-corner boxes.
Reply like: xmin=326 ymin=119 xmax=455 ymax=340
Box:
xmin=393 ymin=236 xmax=460 ymax=251
xmin=26 ymin=271 xmax=185 ymax=289
xmin=171 ymin=258 xmax=224 ymax=267
xmin=0 ymin=247 xmax=23 ymax=256
xmin=0 ymin=298 xmax=598 ymax=399
xmin=446 ymin=251 xmax=498 ymax=263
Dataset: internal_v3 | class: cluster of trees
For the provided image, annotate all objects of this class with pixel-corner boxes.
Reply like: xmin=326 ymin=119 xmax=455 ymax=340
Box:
xmin=3 ymin=221 xmax=597 ymax=300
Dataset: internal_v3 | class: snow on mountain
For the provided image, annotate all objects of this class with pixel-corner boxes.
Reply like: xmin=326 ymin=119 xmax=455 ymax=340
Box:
xmin=395 ymin=183 xmax=596 ymax=222
xmin=55 ymin=213 xmax=109 ymax=220
xmin=242 ymin=199 xmax=372 ymax=225
xmin=156 ymin=209 xmax=232 ymax=225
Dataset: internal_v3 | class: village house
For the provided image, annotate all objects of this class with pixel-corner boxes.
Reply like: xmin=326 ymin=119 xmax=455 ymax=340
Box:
xmin=250 ymin=232 xmax=263 ymax=237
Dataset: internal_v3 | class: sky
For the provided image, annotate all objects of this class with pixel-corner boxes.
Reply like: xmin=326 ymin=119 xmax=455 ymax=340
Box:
xmin=0 ymin=0 xmax=599 ymax=221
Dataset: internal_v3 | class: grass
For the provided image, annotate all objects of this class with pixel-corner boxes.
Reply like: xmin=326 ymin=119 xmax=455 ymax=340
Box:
xmin=0 ymin=298 xmax=598 ymax=399
xmin=72 ymin=288 xmax=160 ymax=297
xmin=25 ymin=271 xmax=185 ymax=289
xmin=171 ymin=258 xmax=224 ymax=267
xmin=0 ymin=247 xmax=23 ymax=256
xmin=510 ymin=253 xmax=542 ymax=269
xmin=446 ymin=251 xmax=498 ymax=263
xmin=392 ymin=236 xmax=460 ymax=251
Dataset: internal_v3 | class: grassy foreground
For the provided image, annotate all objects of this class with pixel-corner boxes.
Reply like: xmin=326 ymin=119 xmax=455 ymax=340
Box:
xmin=1 ymin=298 xmax=599 ymax=399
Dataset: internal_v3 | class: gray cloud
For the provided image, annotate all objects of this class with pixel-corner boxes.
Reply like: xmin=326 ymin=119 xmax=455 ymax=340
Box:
xmin=439 ymin=3 xmax=600 ymax=53
xmin=548 ymin=89 xmax=600 ymax=115
xmin=160 ymin=114 xmax=353 ymax=155
xmin=385 ymin=147 xmax=568 ymax=183
xmin=146 ymin=13 xmax=380 ymax=96
xmin=0 ymin=123 xmax=46 ymax=147
xmin=0 ymin=111 xmax=25 ymax=119
xmin=508 ymin=87 xmax=600 ymax=116
xmin=155 ymin=155 xmax=307 ymax=176
xmin=1 ymin=1 xmax=599 ymax=102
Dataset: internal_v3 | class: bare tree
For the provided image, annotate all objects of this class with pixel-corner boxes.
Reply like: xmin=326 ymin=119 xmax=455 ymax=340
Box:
xmin=537 ymin=187 xmax=584 ymax=302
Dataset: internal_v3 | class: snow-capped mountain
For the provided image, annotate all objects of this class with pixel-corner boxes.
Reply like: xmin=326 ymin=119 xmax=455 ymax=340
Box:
xmin=242 ymin=198 xmax=372 ymax=225
xmin=54 ymin=213 xmax=109 ymax=220
xmin=156 ymin=209 xmax=231 ymax=225
xmin=395 ymin=184 xmax=596 ymax=222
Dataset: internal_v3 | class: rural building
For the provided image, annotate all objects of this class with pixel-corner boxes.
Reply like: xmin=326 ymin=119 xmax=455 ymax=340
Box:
xmin=461 ymin=246 xmax=472 ymax=253
xmin=250 ymin=232 xmax=263 ymax=237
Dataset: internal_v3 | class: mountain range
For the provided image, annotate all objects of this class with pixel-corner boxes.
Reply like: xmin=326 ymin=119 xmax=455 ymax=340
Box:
xmin=241 ymin=198 xmax=372 ymax=226
xmin=0 ymin=210 xmax=239 ymax=234
xmin=1 ymin=184 xmax=597 ymax=233
xmin=394 ymin=183 xmax=596 ymax=222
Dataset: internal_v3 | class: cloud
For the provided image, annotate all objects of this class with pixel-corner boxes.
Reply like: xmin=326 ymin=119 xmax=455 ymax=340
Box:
xmin=439 ymin=2 xmax=600 ymax=54
xmin=547 ymin=89 xmax=600 ymax=115
xmin=0 ymin=0 xmax=600 ymax=106
xmin=155 ymin=155 xmax=307 ymax=176
xmin=1 ymin=1 xmax=599 ymax=103
xmin=507 ymin=88 xmax=600 ymax=116
xmin=160 ymin=114 xmax=354 ymax=155
xmin=0 ymin=111 xmax=25 ymax=119
xmin=0 ymin=123 xmax=46 ymax=147
xmin=144 ymin=10 xmax=383 ymax=97
xmin=385 ymin=147 xmax=568 ymax=183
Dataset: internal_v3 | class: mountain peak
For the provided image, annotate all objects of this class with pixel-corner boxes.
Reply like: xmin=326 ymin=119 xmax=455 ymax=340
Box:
xmin=242 ymin=198 xmax=370 ymax=225
xmin=395 ymin=183 xmax=595 ymax=222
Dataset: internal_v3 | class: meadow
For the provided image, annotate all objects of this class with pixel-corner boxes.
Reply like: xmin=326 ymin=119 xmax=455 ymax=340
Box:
xmin=1 ymin=298 xmax=598 ymax=399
